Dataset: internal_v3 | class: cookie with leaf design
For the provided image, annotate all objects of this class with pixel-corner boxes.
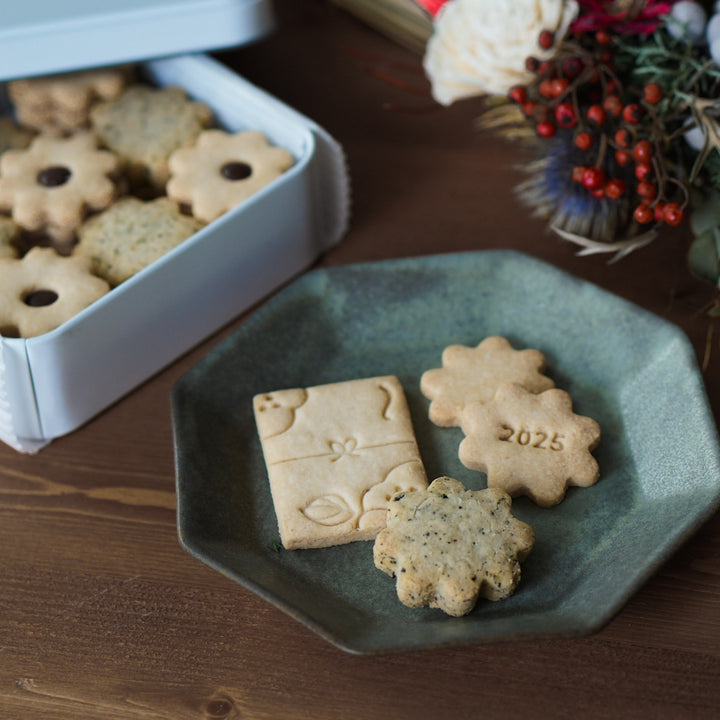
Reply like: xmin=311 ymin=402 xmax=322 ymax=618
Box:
xmin=253 ymin=376 xmax=428 ymax=550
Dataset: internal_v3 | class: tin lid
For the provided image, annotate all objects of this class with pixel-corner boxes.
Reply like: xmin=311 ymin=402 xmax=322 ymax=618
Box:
xmin=0 ymin=0 xmax=275 ymax=81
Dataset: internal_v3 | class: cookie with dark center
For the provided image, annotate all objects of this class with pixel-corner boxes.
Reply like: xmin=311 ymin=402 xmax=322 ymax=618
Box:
xmin=167 ymin=129 xmax=293 ymax=222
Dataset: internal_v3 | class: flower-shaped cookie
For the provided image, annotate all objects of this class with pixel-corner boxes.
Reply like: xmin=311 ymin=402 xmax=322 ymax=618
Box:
xmin=420 ymin=336 xmax=554 ymax=427
xmin=91 ymin=84 xmax=213 ymax=192
xmin=75 ymin=197 xmax=204 ymax=286
xmin=167 ymin=130 xmax=294 ymax=222
xmin=374 ymin=476 xmax=534 ymax=616
xmin=0 ymin=131 xmax=120 ymax=243
xmin=8 ymin=67 xmax=130 ymax=135
xmin=459 ymin=383 xmax=601 ymax=507
xmin=0 ymin=247 xmax=110 ymax=338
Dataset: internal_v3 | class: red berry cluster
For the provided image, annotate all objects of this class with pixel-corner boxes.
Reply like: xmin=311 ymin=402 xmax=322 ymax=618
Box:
xmin=507 ymin=29 xmax=686 ymax=230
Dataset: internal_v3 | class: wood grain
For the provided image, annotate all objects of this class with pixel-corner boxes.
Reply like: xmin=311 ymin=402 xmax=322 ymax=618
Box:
xmin=2 ymin=2 xmax=720 ymax=718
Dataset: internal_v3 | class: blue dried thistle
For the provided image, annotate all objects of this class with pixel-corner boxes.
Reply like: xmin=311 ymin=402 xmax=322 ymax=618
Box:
xmin=514 ymin=134 xmax=632 ymax=244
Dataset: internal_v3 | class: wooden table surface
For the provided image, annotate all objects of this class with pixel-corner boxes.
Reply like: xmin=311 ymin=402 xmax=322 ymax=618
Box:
xmin=3 ymin=2 xmax=720 ymax=718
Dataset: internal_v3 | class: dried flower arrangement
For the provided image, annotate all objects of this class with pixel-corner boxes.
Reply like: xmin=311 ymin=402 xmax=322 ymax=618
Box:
xmin=334 ymin=0 xmax=720 ymax=308
xmin=394 ymin=1 xmax=720 ymax=306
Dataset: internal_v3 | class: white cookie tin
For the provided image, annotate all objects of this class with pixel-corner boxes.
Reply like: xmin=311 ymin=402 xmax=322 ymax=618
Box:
xmin=0 ymin=0 xmax=276 ymax=81
xmin=0 ymin=4 xmax=350 ymax=452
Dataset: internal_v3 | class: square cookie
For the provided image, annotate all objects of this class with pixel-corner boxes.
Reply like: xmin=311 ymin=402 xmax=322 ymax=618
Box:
xmin=253 ymin=376 xmax=428 ymax=550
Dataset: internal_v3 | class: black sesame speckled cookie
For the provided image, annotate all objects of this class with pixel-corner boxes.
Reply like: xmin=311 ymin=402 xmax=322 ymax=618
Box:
xmin=373 ymin=476 xmax=534 ymax=616
xmin=75 ymin=196 xmax=204 ymax=285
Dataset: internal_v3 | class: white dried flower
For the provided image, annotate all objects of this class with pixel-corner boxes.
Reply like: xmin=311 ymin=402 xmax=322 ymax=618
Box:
xmin=423 ymin=0 xmax=579 ymax=105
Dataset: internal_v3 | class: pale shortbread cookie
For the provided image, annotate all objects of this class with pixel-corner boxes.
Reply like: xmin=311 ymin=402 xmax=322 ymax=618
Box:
xmin=459 ymin=383 xmax=601 ymax=508
xmin=254 ymin=375 xmax=428 ymax=550
xmin=421 ymin=336 xmax=554 ymax=427
xmin=8 ymin=67 xmax=130 ymax=135
xmin=374 ymin=476 xmax=534 ymax=616
xmin=0 ymin=131 xmax=121 ymax=243
xmin=0 ymin=247 xmax=110 ymax=338
xmin=167 ymin=129 xmax=294 ymax=222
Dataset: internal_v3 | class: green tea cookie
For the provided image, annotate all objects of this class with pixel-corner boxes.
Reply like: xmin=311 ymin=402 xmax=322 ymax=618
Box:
xmin=75 ymin=196 xmax=204 ymax=285
xmin=90 ymin=84 xmax=213 ymax=193
xmin=0 ymin=216 xmax=20 ymax=258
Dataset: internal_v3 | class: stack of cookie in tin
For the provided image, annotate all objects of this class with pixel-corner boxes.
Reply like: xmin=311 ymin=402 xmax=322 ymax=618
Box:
xmin=0 ymin=65 xmax=294 ymax=338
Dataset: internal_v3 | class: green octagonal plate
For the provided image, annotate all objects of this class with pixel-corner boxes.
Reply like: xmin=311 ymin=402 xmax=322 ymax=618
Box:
xmin=172 ymin=250 xmax=720 ymax=654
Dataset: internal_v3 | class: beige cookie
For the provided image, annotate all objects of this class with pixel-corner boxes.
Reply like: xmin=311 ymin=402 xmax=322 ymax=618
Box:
xmin=91 ymin=84 xmax=213 ymax=192
xmin=0 ymin=247 xmax=110 ymax=338
xmin=420 ymin=336 xmax=554 ymax=427
xmin=75 ymin=196 xmax=204 ymax=285
xmin=167 ymin=130 xmax=294 ymax=222
xmin=8 ymin=67 xmax=130 ymax=135
xmin=374 ymin=476 xmax=535 ymax=617
xmin=0 ymin=216 xmax=20 ymax=258
xmin=0 ymin=117 xmax=35 ymax=155
xmin=0 ymin=131 xmax=121 ymax=243
xmin=254 ymin=375 xmax=428 ymax=550
xmin=459 ymin=383 xmax=601 ymax=507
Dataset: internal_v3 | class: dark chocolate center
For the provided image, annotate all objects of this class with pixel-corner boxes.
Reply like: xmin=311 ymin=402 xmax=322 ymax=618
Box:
xmin=23 ymin=289 xmax=59 ymax=307
xmin=0 ymin=325 xmax=20 ymax=338
xmin=220 ymin=162 xmax=252 ymax=181
xmin=37 ymin=166 xmax=72 ymax=187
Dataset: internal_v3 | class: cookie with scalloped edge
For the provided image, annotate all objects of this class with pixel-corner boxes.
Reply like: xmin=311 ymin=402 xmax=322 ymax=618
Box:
xmin=0 ymin=247 xmax=109 ymax=338
xmin=167 ymin=129 xmax=294 ymax=222
xmin=8 ymin=66 xmax=131 ymax=135
xmin=373 ymin=476 xmax=534 ymax=616
xmin=420 ymin=335 xmax=554 ymax=427
xmin=459 ymin=383 xmax=601 ymax=507
xmin=90 ymin=84 xmax=213 ymax=193
xmin=0 ymin=131 xmax=121 ymax=243
xmin=75 ymin=196 xmax=204 ymax=286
